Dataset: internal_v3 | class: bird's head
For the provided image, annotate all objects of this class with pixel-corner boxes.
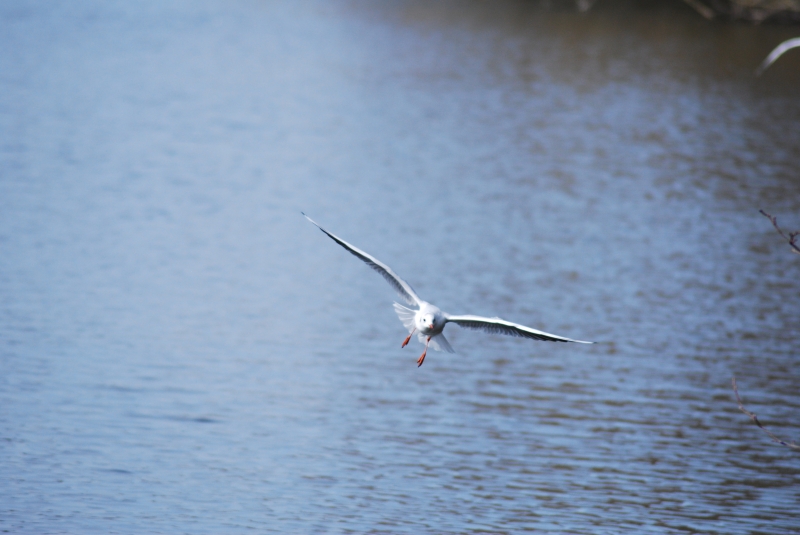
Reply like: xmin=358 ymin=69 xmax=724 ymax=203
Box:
xmin=420 ymin=313 xmax=436 ymax=330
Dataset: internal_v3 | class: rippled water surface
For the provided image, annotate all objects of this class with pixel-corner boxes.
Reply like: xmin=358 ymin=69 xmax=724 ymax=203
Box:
xmin=2 ymin=1 xmax=800 ymax=533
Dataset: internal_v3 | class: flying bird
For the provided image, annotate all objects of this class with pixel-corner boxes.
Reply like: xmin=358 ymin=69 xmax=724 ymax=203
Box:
xmin=303 ymin=214 xmax=592 ymax=367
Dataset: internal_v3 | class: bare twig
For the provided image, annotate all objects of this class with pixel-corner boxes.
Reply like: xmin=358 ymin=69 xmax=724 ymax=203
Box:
xmin=576 ymin=0 xmax=599 ymax=13
xmin=760 ymin=210 xmax=800 ymax=255
xmin=732 ymin=377 xmax=800 ymax=450
xmin=682 ymin=0 xmax=716 ymax=20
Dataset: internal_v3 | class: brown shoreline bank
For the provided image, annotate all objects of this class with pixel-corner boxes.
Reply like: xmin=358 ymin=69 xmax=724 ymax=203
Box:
xmin=573 ymin=0 xmax=800 ymax=23
xmin=682 ymin=0 xmax=800 ymax=22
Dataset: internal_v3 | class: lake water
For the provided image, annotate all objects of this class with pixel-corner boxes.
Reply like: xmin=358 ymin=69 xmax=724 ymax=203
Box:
xmin=2 ymin=1 xmax=799 ymax=533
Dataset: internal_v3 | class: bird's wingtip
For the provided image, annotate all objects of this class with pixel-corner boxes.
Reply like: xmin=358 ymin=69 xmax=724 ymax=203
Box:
xmin=302 ymin=212 xmax=320 ymax=227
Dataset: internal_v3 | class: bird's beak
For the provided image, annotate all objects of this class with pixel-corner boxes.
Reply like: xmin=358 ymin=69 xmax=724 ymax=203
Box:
xmin=428 ymin=324 xmax=434 ymax=329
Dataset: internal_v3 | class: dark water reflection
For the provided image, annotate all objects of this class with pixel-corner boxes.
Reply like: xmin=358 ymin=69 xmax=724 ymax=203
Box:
xmin=1 ymin=1 xmax=799 ymax=533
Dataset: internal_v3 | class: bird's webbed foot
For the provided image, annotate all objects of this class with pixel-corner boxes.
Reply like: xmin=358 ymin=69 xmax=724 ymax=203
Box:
xmin=416 ymin=336 xmax=431 ymax=367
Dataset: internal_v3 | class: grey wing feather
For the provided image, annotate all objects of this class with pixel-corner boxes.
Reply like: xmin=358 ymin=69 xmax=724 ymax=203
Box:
xmin=445 ymin=314 xmax=592 ymax=344
xmin=393 ymin=302 xmax=417 ymax=333
xmin=303 ymin=213 xmax=422 ymax=306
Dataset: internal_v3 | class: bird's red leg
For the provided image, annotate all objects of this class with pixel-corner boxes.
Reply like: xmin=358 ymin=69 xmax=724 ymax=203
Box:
xmin=417 ymin=336 xmax=431 ymax=367
xmin=402 ymin=328 xmax=416 ymax=348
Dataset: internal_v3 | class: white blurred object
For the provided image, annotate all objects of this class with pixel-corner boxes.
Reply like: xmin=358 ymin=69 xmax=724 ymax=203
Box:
xmin=756 ymin=37 xmax=800 ymax=76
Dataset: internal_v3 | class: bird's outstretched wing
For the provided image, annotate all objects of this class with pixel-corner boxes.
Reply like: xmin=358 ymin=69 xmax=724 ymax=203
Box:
xmin=303 ymin=213 xmax=422 ymax=306
xmin=445 ymin=314 xmax=592 ymax=344
xmin=756 ymin=37 xmax=800 ymax=76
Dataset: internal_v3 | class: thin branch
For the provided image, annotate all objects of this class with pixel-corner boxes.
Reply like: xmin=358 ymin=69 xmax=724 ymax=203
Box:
xmin=681 ymin=0 xmax=716 ymax=20
xmin=760 ymin=210 xmax=800 ymax=255
xmin=732 ymin=377 xmax=800 ymax=450
xmin=576 ymin=0 xmax=599 ymax=13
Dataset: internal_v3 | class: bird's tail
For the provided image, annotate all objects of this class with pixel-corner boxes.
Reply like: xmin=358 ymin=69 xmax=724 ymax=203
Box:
xmin=429 ymin=333 xmax=455 ymax=353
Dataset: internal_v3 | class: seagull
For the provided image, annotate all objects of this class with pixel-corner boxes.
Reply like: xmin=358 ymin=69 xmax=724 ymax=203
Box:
xmin=756 ymin=37 xmax=800 ymax=76
xmin=303 ymin=213 xmax=593 ymax=367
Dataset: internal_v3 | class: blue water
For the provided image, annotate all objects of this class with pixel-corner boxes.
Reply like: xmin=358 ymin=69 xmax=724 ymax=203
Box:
xmin=2 ymin=1 xmax=800 ymax=533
